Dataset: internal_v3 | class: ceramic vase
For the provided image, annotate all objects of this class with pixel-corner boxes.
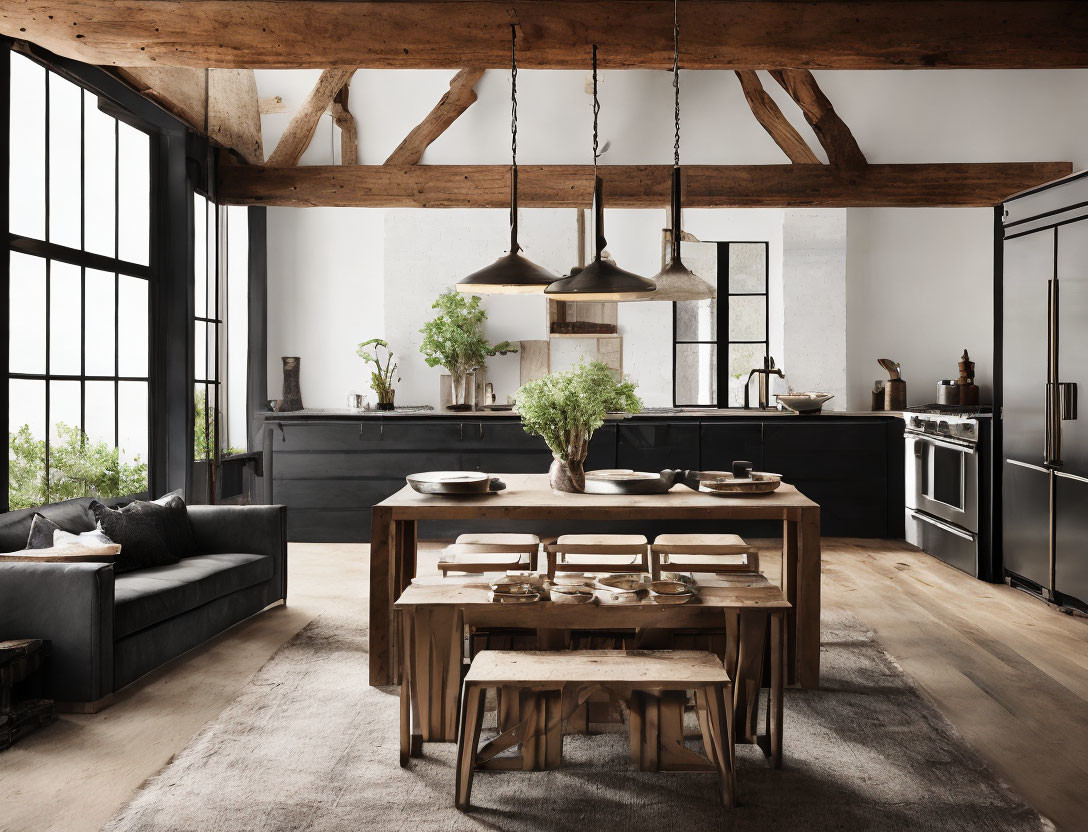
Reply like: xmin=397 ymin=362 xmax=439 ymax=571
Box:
xmin=549 ymin=452 xmax=587 ymax=493
xmin=279 ymin=357 xmax=304 ymax=412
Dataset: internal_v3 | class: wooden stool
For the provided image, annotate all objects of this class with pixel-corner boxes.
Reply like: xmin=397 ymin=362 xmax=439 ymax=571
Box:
xmin=544 ymin=534 xmax=650 ymax=579
xmin=651 ymin=533 xmax=759 ymax=577
xmin=438 ymin=533 xmax=541 ymax=575
xmin=455 ymin=650 xmax=735 ymax=811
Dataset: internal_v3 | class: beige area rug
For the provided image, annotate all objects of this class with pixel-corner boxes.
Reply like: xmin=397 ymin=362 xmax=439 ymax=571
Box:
xmin=105 ymin=609 xmax=1052 ymax=832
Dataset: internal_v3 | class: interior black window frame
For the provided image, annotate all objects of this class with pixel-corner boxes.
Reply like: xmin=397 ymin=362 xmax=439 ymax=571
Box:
xmin=4 ymin=44 xmax=156 ymax=506
xmin=672 ymin=240 xmax=770 ymax=408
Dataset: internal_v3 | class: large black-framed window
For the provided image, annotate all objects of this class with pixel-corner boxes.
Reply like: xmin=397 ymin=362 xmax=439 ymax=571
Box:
xmin=7 ymin=48 xmax=153 ymax=509
xmin=673 ymin=241 xmax=769 ymax=408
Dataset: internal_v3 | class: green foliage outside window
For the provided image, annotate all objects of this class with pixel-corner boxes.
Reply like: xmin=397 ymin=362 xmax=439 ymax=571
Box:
xmin=8 ymin=423 xmax=148 ymax=511
xmin=194 ymin=387 xmax=243 ymax=460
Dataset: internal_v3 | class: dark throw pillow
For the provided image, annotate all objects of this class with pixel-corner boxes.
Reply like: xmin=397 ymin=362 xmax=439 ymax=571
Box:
xmin=149 ymin=491 xmax=197 ymax=557
xmin=26 ymin=513 xmax=62 ymax=549
xmin=90 ymin=500 xmax=178 ymax=574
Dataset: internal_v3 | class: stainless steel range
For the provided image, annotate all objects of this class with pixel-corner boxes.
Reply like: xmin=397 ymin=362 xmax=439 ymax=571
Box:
xmin=904 ymin=407 xmax=994 ymax=580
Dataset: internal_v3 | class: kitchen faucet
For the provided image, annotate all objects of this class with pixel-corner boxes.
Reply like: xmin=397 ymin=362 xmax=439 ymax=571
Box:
xmin=744 ymin=356 xmax=785 ymax=409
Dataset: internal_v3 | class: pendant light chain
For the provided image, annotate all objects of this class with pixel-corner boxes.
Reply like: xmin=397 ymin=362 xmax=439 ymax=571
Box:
xmin=673 ymin=0 xmax=680 ymax=168
xmin=509 ymin=24 xmax=519 ymax=252
xmin=592 ymin=43 xmax=600 ymax=175
xmin=510 ymin=23 xmax=518 ymax=170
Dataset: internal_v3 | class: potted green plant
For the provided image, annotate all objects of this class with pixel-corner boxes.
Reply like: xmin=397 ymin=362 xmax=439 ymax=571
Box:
xmin=515 ymin=361 xmax=642 ymax=493
xmin=419 ymin=290 xmax=517 ymax=409
xmin=356 ymin=338 xmax=399 ymax=410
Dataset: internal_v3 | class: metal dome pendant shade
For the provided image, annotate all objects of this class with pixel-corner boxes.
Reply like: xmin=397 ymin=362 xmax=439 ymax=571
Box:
xmin=646 ymin=0 xmax=715 ymax=303
xmin=456 ymin=26 xmax=556 ymax=294
xmin=545 ymin=176 xmax=657 ymax=301
xmin=648 ymin=167 xmax=715 ymax=301
xmin=545 ymin=44 xmax=656 ymax=302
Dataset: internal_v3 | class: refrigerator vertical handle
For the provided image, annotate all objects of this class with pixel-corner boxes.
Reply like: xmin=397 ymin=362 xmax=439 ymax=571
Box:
xmin=1059 ymin=382 xmax=1078 ymax=421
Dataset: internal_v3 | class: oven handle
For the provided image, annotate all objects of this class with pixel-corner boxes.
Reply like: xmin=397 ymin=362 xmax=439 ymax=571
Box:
xmin=906 ymin=434 xmax=977 ymax=454
xmin=908 ymin=510 xmax=976 ymax=541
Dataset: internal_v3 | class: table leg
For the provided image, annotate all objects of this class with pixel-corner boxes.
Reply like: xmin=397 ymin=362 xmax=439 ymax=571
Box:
xmin=455 ymin=682 xmax=485 ymax=811
xmin=797 ymin=507 xmax=822 ymax=689
xmin=782 ymin=517 xmax=798 ymax=685
xmin=395 ymin=520 xmax=418 ymax=598
xmin=369 ymin=505 xmax=394 ymax=686
xmin=398 ymin=609 xmax=410 ymax=766
xmin=771 ymin=609 xmax=784 ymax=769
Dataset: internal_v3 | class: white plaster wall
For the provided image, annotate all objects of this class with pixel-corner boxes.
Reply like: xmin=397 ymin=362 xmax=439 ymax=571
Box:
xmin=845 ymin=208 xmax=995 ymax=410
xmin=782 ymin=209 xmax=848 ymax=408
xmin=381 ymin=208 xmax=573 ymax=408
xmin=265 ymin=207 xmax=385 ymax=408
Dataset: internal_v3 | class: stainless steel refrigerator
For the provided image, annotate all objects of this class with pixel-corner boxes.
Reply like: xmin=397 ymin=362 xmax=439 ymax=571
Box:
xmin=1001 ymin=171 xmax=1088 ymax=612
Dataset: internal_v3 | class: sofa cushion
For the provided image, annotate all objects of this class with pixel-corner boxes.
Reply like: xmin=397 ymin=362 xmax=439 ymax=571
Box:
xmin=113 ymin=553 xmax=273 ymax=638
xmin=27 ymin=513 xmax=62 ymax=548
xmin=91 ymin=500 xmax=178 ymax=574
xmin=0 ymin=495 xmax=137 ymax=555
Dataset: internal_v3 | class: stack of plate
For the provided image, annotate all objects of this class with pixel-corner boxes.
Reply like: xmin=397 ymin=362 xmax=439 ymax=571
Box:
xmin=406 ymin=471 xmax=505 ymax=495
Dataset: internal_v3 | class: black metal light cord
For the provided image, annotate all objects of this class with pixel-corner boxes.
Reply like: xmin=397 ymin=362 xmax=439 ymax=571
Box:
xmin=673 ymin=0 xmax=680 ymax=168
xmin=592 ymin=43 xmax=600 ymax=174
xmin=509 ymin=23 xmax=519 ymax=251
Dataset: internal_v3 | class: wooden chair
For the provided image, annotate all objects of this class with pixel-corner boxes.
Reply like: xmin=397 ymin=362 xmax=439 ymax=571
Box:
xmin=544 ymin=534 xmax=650 ymax=579
xmin=651 ymin=533 xmax=759 ymax=577
xmin=455 ymin=649 xmax=735 ymax=811
xmin=437 ymin=533 xmax=541 ymax=575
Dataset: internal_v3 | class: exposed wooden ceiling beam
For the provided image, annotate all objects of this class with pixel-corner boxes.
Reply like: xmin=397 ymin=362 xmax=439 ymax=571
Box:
xmin=385 ymin=69 xmax=485 ymax=166
xmin=734 ymin=71 xmax=820 ymax=165
xmin=265 ymin=68 xmax=356 ymax=167
xmin=113 ymin=66 xmax=263 ymax=164
xmin=6 ymin=2 xmax=1087 ymax=70
xmin=218 ymin=162 xmax=1072 ymax=209
xmin=770 ymin=69 xmax=866 ymax=170
xmin=330 ymin=83 xmax=358 ymax=165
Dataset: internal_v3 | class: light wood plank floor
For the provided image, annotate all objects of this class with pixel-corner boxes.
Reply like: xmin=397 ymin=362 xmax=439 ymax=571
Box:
xmin=1 ymin=539 xmax=1086 ymax=832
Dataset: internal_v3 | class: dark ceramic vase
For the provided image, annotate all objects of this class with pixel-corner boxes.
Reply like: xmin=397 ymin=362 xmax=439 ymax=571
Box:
xmin=280 ymin=357 xmax=304 ymax=412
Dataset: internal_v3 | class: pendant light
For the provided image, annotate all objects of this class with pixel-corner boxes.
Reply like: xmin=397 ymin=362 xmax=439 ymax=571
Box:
xmin=456 ymin=25 xmax=557 ymax=294
xmin=645 ymin=0 xmax=715 ymax=302
xmin=545 ymin=45 xmax=657 ymax=302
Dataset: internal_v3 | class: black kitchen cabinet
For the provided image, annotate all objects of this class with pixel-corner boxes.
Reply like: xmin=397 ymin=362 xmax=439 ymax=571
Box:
xmin=617 ymin=422 xmax=700 ymax=471
xmin=699 ymin=423 xmax=764 ymax=472
xmin=1055 ymin=473 xmax=1088 ymax=608
xmin=764 ymin=421 xmax=889 ymax=537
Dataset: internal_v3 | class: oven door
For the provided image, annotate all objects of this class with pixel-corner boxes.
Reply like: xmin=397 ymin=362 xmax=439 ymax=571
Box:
xmin=905 ymin=433 xmax=979 ymax=532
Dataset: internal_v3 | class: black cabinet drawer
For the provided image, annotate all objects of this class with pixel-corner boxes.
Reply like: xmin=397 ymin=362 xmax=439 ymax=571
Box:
xmin=274 ymin=450 xmax=462 ymax=479
xmin=699 ymin=423 xmax=763 ymax=471
xmin=617 ymin=422 xmax=700 ymax=471
xmin=462 ymin=450 xmax=552 ymax=474
xmin=764 ymin=422 xmax=885 ymax=478
xmin=268 ymin=420 xmax=462 ymax=452
xmin=287 ymin=508 xmax=371 ymax=542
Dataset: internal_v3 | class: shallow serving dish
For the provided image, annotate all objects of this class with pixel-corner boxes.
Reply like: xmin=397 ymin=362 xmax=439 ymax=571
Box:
xmin=775 ymin=392 xmax=834 ymax=414
xmin=551 ymin=573 xmax=593 ymax=587
xmin=699 ymin=472 xmax=783 ymax=496
xmin=550 ymin=585 xmax=596 ymax=604
xmin=584 ymin=469 xmax=680 ymax=495
xmin=649 ymin=579 xmax=697 ymax=605
xmin=489 ymin=587 xmax=542 ymax=604
xmin=406 ymin=471 xmax=505 ymax=495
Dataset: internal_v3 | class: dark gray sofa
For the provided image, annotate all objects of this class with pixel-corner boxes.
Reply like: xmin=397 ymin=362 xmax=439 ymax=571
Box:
xmin=0 ymin=497 xmax=287 ymax=711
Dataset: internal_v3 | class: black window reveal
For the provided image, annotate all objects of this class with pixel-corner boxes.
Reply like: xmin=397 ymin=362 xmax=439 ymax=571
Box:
xmin=673 ymin=241 xmax=769 ymax=408
xmin=7 ymin=50 xmax=152 ymax=509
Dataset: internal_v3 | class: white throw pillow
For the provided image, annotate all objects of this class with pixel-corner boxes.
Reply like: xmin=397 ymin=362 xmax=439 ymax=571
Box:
xmin=54 ymin=528 xmax=116 ymax=548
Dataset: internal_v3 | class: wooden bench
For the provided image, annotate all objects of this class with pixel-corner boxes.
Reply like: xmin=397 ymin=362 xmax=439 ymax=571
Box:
xmin=437 ymin=533 xmax=541 ymax=574
xmin=651 ymin=533 xmax=760 ymax=575
xmin=544 ymin=534 xmax=650 ymax=579
xmin=454 ymin=649 xmax=736 ymax=811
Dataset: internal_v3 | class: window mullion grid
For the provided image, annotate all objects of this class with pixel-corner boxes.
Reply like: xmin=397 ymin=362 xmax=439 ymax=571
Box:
xmin=114 ymin=116 xmax=120 ymax=448
xmin=79 ymin=88 xmax=86 ymax=450
xmin=43 ymin=68 xmax=51 ymax=500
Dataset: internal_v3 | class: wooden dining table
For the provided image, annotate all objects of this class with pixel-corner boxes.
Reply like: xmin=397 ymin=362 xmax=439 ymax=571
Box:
xmin=369 ymin=473 xmax=821 ymax=688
